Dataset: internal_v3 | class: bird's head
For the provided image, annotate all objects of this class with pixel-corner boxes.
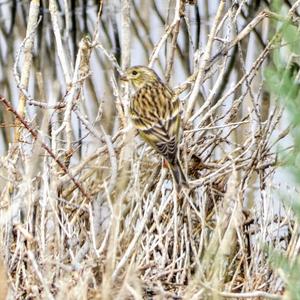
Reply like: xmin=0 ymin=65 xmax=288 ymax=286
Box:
xmin=120 ymin=66 xmax=160 ymax=89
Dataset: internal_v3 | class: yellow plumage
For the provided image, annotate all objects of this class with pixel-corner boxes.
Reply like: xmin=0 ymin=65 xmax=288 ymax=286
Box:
xmin=121 ymin=66 xmax=188 ymax=189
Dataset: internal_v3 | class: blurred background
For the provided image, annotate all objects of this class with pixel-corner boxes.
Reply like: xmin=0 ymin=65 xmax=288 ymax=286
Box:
xmin=0 ymin=0 xmax=268 ymax=154
xmin=0 ymin=0 xmax=300 ymax=299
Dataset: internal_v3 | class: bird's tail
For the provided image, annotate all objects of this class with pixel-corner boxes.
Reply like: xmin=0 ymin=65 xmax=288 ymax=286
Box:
xmin=169 ymin=160 xmax=189 ymax=190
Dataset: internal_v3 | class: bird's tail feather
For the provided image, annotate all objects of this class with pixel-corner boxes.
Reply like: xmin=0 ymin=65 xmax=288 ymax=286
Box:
xmin=169 ymin=161 xmax=189 ymax=190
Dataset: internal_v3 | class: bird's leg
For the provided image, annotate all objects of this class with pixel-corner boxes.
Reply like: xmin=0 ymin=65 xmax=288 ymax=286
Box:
xmin=162 ymin=158 xmax=169 ymax=169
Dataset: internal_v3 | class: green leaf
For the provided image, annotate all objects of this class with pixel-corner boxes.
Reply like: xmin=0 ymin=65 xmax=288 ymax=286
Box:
xmin=282 ymin=23 xmax=300 ymax=55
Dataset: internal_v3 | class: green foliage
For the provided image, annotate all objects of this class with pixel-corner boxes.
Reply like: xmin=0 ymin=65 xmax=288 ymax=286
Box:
xmin=282 ymin=23 xmax=300 ymax=55
xmin=270 ymin=0 xmax=282 ymax=14
xmin=269 ymin=248 xmax=300 ymax=300
xmin=264 ymin=2 xmax=300 ymax=299
xmin=264 ymin=65 xmax=300 ymax=106
xmin=265 ymin=17 xmax=300 ymax=170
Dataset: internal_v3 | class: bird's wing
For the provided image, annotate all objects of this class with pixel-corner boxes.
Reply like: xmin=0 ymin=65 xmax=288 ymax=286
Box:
xmin=130 ymin=82 xmax=181 ymax=162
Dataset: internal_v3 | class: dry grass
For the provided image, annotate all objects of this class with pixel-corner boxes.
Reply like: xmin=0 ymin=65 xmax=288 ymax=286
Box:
xmin=0 ymin=1 xmax=299 ymax=299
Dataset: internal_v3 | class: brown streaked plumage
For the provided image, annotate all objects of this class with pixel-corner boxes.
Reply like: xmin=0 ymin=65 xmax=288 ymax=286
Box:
xmin=121 ymin=66 xmax=188 ymax=189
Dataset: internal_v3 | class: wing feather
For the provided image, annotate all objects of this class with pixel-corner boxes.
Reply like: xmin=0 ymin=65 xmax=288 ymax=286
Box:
xmin=129 ymin=81 xmax=181 ymax=162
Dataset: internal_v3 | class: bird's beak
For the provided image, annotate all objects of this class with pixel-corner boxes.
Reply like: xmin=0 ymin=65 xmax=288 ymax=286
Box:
xmin=120 ymin=74 xmax=128 ymax=81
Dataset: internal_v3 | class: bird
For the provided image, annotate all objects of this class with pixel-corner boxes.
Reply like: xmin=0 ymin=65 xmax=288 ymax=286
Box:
xmin=120 ymin=65 xmax=188 ymax=190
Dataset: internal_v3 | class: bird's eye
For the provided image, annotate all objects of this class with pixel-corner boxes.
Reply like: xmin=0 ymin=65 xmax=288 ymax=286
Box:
xmin=132 ymin=70 xmax=138 ymax=76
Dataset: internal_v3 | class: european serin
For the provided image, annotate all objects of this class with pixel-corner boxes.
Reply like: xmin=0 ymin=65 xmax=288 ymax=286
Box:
xmin=121 ymin=66 xmax=188 ymax=190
